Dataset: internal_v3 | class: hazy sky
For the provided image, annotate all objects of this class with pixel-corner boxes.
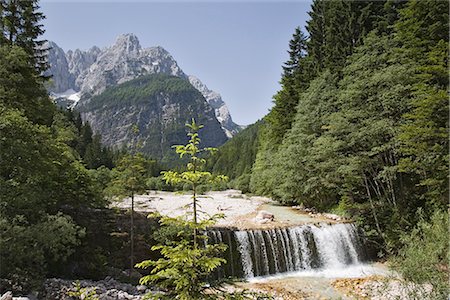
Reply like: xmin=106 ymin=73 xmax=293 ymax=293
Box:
xmin=40 ymin=0 xmax=312 ymax=125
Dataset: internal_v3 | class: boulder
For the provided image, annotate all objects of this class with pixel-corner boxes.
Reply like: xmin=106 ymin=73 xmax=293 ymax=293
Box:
xmin=255 ymin=210 xmax=274 ymax=224
xmin=0 ymin=292 xmax=12 ymax=300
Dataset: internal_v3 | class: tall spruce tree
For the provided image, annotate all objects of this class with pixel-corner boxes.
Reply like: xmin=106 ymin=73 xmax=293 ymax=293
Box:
xmin=306 ymin=0 xmax=386 ymax=73
xmin=306 ymin=0 xmax=327 ymax=74
xmin=267 ymin=27 xmax=310 ymax=144
xmin=0 ymin=1 xmax=7 ymax=45
xmin=282 ymin=26 xmax=308 ymax=77
xmin=1 ymin=0 xmax=48 ymax=74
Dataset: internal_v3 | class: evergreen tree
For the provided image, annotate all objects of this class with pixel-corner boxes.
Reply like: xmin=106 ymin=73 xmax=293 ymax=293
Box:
xmin=109 ymin=153 xmax=148 ymax=272
xmin=0 ymin=45 xmax=54 ymax=124
xmin=0 ymin=1 xmax=7 ymax=45
xmin=136 ymin=120 xmax=228 ymax=299
xmin=267 ymin=27 xmax=311 ymax=145
xmin=1 ymin=0 xmax=48 ymax=74
xmin=208 ymin=120 xmax=262 ymax=181
xmin=282 ymin=27 xmax=308 ymax=77
xmin=306 ymin=0 xmax=386 ymax=73
xmin=306 ymin=0 xmax=327 ymax=73
xmin=376 ymin=0 xmax=408 ymax=35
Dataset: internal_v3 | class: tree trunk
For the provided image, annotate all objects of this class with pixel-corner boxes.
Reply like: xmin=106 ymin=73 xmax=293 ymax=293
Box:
xmin=364 ymin=175 xmax=384 ymax=243
xmin=193 ymin=183 xmax=198 ymax=249
xmin=130 ymin=192 xmax=134 ymax=274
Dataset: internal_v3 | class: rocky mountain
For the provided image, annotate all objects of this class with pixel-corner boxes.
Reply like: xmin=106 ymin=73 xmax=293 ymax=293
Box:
xmin=187 ymin=76 xmax=239 ymax=137
xmin=45 ymin=34 xmax=241 ymax=137
xmin=45 ymin=41 xmax=74 ymax=93
xmin=77 ymin=74 xmax=227 ymax=164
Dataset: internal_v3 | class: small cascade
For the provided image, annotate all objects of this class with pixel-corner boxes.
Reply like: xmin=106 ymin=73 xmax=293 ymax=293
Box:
xmin=207 ymin=223 xmax=367 ymax=279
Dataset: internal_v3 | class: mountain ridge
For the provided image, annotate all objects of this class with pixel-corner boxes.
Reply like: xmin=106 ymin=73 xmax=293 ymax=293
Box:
xmin=45 ymin=33 xmax=241 ymax=137
xmin=76 ymin=73 xmax=227 ymax=164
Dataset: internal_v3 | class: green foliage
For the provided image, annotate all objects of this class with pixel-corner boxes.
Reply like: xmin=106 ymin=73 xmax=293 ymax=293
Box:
xmin=266 ymin=27 xmax=312 ymax=145
xmin=67 ymin=281 xmax=99 ymax=300
xmin=249 ymin=0 xmax=448 ymax=258
xmin=108 ymin=153 xmax=149 ymax=199
xmin=0 ymin=107 xmax=105 ymax=220
xmin=249 ymin=123 xmax=280 ymax=197
xmin=0 ymin=213 xmax=85 ymax=292
xmin=1 ymin=0 xmax=48 ymax=74
xmin=136 ymin=214 xmax=227 ymax=300
xmin=88 ymin=166 xmax=113 ymax=200
xmin=0 ymin=36 xmax=107 ymax=292
xmin=306 ymin=0 xmax=386 ymax=73
xmin=162 ymin=119 xmax=227 ymax=225
xmin=107 ymin=150 xmax=152 ymax=272
xmin=394 ymin=1 xmax=449 ymax=210
xmin=0 ymin=45 xmax=54 ymax=125
xmin=391 ymin=210 xmax=449 ymax=299
xmin=208 ymin=120 xmax=262 ymax=181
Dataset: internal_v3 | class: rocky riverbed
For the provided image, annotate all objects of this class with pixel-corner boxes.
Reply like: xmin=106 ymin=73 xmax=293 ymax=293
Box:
xmin=113 ymin=190 xmax=341 ymax=229
xmin=0 ymin=278 xmax=152 ymax=300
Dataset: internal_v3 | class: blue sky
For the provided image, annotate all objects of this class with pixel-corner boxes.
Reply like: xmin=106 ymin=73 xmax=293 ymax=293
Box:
xmin=40 ymin=0 xmax=312 ymax=125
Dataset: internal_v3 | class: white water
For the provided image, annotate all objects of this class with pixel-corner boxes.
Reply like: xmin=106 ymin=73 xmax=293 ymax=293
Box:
xmin=248 ymin=264 xmax=389 ymax=283
xmin=233 ymin=223 xmax=368 ymax=279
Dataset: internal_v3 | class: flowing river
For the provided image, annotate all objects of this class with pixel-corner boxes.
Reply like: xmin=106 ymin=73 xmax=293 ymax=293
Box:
xmin=208 ymin=223 xmax=373 ymax=280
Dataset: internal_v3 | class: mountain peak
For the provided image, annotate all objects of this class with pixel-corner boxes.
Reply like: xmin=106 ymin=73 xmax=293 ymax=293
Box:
xmin=113 ymin=33 xmax=141 ymax=53
xmin=46 ymin=37 xmax=242 ymax=137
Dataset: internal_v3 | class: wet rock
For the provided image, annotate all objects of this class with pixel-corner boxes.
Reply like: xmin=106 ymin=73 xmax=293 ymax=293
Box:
xmin=323 ymin=213 xmax=342 ymax=221
xmin=255 ymin=210 xmax=274 ymax=224
xmin=1 ymin=292 xmax=12 ymax=300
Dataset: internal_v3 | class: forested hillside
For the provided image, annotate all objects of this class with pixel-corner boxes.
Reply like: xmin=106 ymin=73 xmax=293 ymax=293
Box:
xmin=77 ymin=73 xmax=228 ymax=166
xmin=212 ymin=0 xmax=448 ymax=291
xmin=0 ymin=1 xmax=155 ymax=292
xmin=207 ymin=120 xmax=263 ymax=192
xmin=1 ymin=0 xmax=448 ymax=298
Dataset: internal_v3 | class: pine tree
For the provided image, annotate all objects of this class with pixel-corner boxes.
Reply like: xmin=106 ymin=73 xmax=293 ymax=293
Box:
xmin=0 ymin=45 xmax=54 ymax=125
xmin=109 ymin=153 xmax=148 ymax=272
xmin=1 ymin=0 xmax=48 ymax=74
xmin=307 ymin=0 xmax=387 ymax=73
xmin=306 ymin=0 xmax=327 ymax=73
xmin=136 ymin=119 xmax=229 ymax=300
xmin=282 ymin=27 xmax=308 ymax=77
xmin=267 ymin=27 xmax=311 ymax=144
xmin=0 ymin=1 xmax=7 ymax=45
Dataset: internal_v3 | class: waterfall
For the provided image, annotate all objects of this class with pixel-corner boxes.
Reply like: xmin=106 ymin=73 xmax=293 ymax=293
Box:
xmin=208 ymin=223 xmax=367 ymax=279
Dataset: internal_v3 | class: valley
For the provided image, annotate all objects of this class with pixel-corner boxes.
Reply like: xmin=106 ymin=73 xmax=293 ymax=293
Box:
xmin=0 ymin=0 xmax=448 ymax=299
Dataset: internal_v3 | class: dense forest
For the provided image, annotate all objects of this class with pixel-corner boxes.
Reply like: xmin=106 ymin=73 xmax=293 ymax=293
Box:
xmin=211 ymin=0 xmax=449 ymax=296
xmin=0 ymin=0 xmax=160 ymax=292
xmin=0 ymin=0 xmax=448 ymax=299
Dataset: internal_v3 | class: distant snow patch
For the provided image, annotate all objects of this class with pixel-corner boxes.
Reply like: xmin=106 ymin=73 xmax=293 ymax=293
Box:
xmin=50 ymin=89 xmax=81 ymax=109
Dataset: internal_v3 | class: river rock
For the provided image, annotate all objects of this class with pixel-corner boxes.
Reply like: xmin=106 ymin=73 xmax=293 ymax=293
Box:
xmin=255 ymin=210 xmax=274 ymax=224
xmin=1 ymin=292 xmax=12 ymax=300
xmin=136 ymin=285 xmax=147 ymax=292
xmin=323 ymin=213 xmax=342 ymax=221
xmin=43 ymin=278 xmax=149 ymax=300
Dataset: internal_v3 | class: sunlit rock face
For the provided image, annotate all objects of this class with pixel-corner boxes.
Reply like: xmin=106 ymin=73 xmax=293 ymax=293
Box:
xmin=46 ymin=34 xmax=241 ymax=138
xmin=76 ymin=74 xmax=228 ymax=164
